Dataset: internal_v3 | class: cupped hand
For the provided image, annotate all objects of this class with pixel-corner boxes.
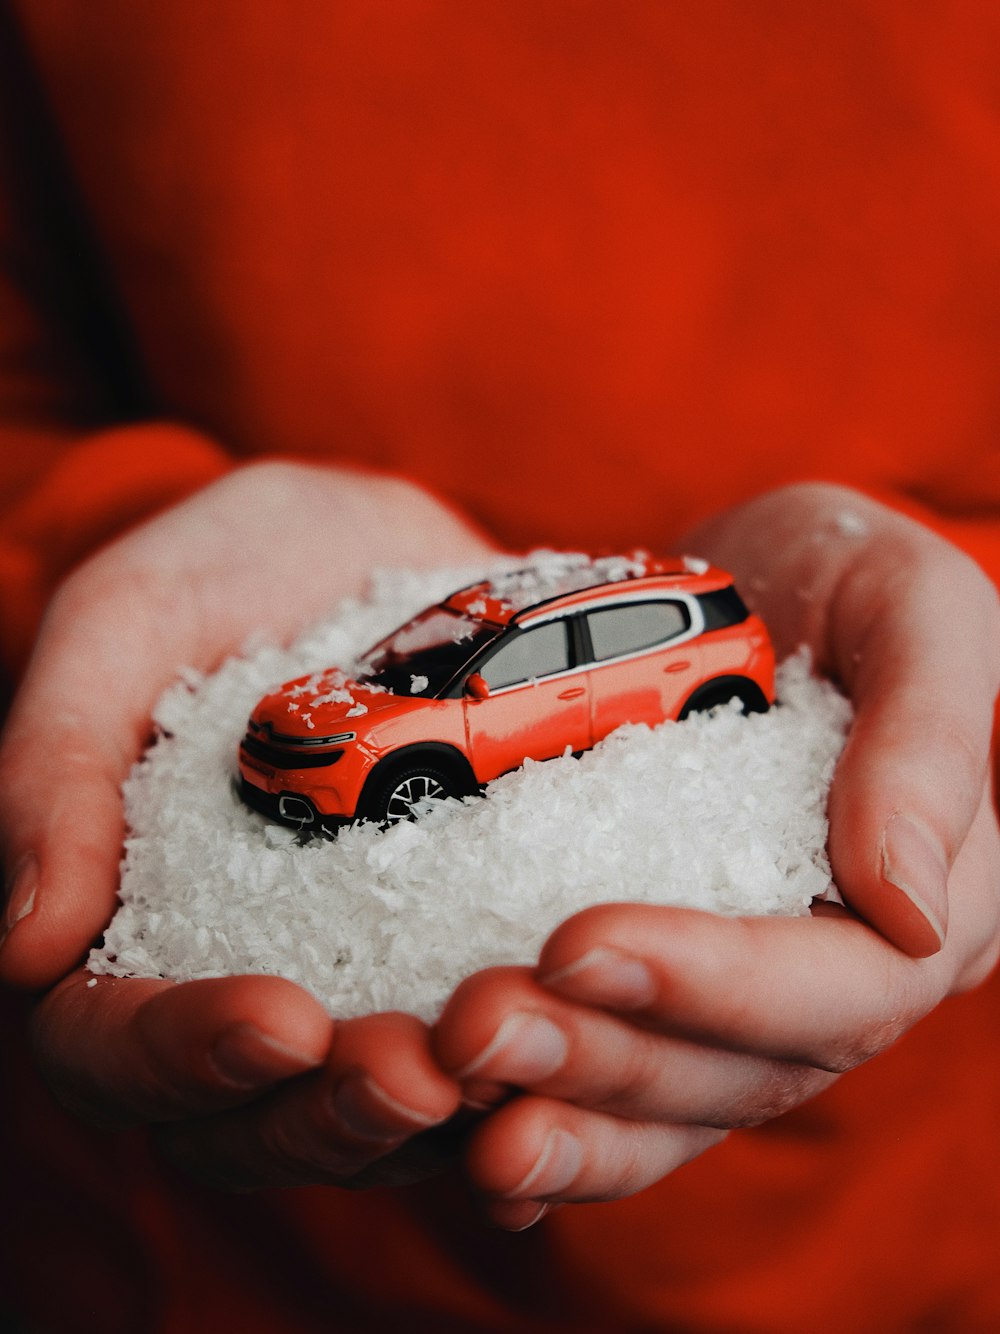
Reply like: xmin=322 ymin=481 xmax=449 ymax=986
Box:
xmin=432 ymin=483 xmax=1000 ymax=1228
xmin=0 ymin=459 xmax=493 ymax=1187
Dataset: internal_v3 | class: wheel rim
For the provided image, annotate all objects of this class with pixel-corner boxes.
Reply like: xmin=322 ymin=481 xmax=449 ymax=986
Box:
xmin=384 ymin=774 xmax=448 ymax=821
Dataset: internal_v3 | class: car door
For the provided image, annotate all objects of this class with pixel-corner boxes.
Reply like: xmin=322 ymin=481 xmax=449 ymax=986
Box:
xmin=463 ymin=618 xmax=592 ymax=782
xmin=584 ymin=598 xmax=702 ymax=740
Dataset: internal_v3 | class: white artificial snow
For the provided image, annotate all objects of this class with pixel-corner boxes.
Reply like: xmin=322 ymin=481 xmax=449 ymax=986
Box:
xmin=88 ymin=563 xmax=852 ymax=1021
xmin=682 ymin=554 xmax=710 ymax=574
xmin=478 ymin=549 xmax=656 ymax=612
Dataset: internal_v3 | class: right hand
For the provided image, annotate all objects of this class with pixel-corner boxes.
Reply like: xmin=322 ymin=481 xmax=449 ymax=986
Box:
xmin=431 ymin=484 xmax=1000 ymax=1227
xmin=0 ymin=459 xmax=495 ymax=1188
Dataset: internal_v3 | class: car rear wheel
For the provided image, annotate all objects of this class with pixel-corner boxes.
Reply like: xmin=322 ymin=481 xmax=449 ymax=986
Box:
xmin=367 ymin=762 xmax=461 ymax=825
xmin=678 ymin=677 xmax=770 ymax=720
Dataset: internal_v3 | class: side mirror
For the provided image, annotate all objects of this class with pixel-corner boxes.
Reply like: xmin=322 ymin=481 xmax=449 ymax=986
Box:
xmin=464 ymin=672 xmax=490 ymax=701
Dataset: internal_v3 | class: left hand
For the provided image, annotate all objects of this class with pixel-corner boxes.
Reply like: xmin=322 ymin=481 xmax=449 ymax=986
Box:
xmin=0 ymin=461 xmax=492 ymax=1190
xmin=432 ymin=483 xmax=1000 ymax=1230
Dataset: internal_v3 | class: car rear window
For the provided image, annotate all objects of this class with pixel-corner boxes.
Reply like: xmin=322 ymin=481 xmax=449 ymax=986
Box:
xmin=698 ymin=586 xmax=750 ymax=630
xmin=586 ymin=601 xmax=689 ymax=661
xmin=479 ymin=620 xmax=570 ymax=689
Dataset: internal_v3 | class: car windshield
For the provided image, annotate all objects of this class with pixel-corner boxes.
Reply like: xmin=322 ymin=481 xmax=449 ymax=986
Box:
xmin=355 ymin=606 xmax=500 ymax=697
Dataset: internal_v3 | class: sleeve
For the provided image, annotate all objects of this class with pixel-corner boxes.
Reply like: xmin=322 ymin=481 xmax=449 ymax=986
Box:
xmin=0 ymin=14 xmax=233 ymax=684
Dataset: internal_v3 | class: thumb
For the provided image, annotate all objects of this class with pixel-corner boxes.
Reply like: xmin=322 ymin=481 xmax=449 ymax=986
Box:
xmin=825 ymin=535 xmax=1000 ymax=957
xmin=0 ymin=576 xmax=164 ymax=988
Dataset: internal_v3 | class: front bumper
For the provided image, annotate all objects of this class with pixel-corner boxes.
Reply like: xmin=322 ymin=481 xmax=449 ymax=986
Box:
xmin=237 ymin=777 xmax=351 ymax=835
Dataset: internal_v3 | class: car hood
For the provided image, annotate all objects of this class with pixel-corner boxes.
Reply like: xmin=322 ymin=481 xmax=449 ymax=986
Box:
xmin=251 ymin=667 xmax=426 ymax=740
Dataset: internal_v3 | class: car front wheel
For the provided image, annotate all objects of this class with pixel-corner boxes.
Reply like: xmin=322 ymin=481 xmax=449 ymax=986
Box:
xmin=367 ymin=762 xmax=461 ymax=825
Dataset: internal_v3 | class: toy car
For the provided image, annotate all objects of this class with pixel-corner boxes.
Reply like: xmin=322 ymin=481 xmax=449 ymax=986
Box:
xmin=237 ymin=552 xmax=774 ymax=832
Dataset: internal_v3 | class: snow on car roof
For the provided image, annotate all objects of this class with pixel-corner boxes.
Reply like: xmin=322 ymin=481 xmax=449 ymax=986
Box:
xmin=444 ymin=550 xmax=720 ymax=624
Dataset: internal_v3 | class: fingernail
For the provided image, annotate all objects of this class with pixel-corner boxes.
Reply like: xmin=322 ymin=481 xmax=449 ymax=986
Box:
xmin=490 ymin=1201 xmax=551 ymax=1232
xmin=540 ymin=947 xmax=657 ymax=1009
xmin=1 ymin=853 xmax=39 ymax=952
xmin=505 ymin=1129 xmax=582 ymax=1199
xmin=210 ymin=1022 xmax=323 ymax=1089
xmin=508 ymin=1202 xmax=550 ymax=1232
xmin=461 ymin=1078 xmax=510 ymax=1112
xmin=881 ymin=812 xmax=949 ymax=949
xmin=456 ymin=1013 xmax=568 ymax=1083
xmin=331 ymin=1072 xmax=442 ymax=1142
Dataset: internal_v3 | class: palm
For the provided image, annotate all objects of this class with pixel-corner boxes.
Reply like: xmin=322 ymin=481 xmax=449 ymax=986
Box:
xmin=0 ymin=462 xmax=494 ymax=1187
xmin=429 ymin=483 xmax=1000 ymax=1225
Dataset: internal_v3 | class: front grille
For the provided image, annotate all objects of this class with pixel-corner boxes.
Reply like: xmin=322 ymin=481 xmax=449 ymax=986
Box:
xmin=249 ymin=719 xmax=356 ymax=746
xmin=240 ymin=733 xmax=345 ymax=770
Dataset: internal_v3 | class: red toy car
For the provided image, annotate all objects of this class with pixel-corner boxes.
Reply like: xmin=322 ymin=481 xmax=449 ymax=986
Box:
xmin=237 ymin=553 xmax=774 ymax=832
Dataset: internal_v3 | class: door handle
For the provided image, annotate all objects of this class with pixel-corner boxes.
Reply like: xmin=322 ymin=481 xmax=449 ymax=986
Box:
xmin=663 ymin=660 xmax=692 ymax=673
xmin=557 ymin=687 xmax=586 ymax=700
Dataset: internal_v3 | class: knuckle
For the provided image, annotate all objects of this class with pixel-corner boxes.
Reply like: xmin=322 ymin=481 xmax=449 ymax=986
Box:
xmin=811 ymin=954 xmax=938 ymax=1075
xmin=911 ymin=716 xmax=991 ymax=835
xmin=259 ymin=1109 xmax=324 ymax=1173
xmin=28 ymin=983 xmax=117 ymax=1125
xmin=952 ymin=935 xmax=1000 ymax=994
xmin=710 ymin=1065 xmax=833 ymax=1127
xmin=927 ymin=707 xmax=989 ymax=778
xmin=815 ymin=1013 xmax=911 ymax=1074
xmin=585 ymin=1038 xmax=660 ymax=1118
xmin=596 ymin=1123 xmax=653 ymax=1200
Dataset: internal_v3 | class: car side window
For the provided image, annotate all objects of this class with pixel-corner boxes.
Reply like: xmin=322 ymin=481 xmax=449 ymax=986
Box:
xmin=479 ymin=621 xmax=570 ymax=690
xmin=586 ymin=601 xmax=689 ymax=662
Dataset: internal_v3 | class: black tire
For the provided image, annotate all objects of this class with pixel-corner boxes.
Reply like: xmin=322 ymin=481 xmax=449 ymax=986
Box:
xmin=365 ymin=761 xmax=461 ymax=825
xmin=678 ymin=678 xmax=770 ymax=720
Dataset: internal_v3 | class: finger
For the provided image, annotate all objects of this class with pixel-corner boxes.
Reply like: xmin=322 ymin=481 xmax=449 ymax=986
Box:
xmin=686 ymin=483 xmax=1000 ymax=958
xmin=434 ymin=966 xmax=833 ymax=1125
xmin=0 ymin=575 xmax=209 ymax=988
xmin=466 ymin=1096 xmax=725 ymax=1210
xmin=155 ymin=1012 xmax=462 ymax=1191
xmin=824 ymin=530 xmax=1000 ymax=955
xmin=533 ymin=902 xmax=958 ymax=1072
xmin=482 ymin=1201 xmax=554 ymax=1232
xmin=0 ymin=515 xmax=295 ymax=987
xmin=938 ymin=788 xmax=1000 ymax=993
xmin=31 ymin=971 xmax=333 ymax=1125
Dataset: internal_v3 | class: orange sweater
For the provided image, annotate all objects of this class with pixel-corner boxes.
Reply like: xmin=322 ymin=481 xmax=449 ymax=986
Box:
xmin=2 ymin=4 xmax=999 ymax=1330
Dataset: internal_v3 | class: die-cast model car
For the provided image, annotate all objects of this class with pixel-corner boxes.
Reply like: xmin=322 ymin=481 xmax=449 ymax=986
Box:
xmin=237 ymin=552 xmax=774 ymax=832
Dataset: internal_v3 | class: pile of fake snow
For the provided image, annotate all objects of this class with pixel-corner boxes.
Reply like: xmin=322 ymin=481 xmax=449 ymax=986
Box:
xmin=88 ymin=563 xmax=852 ymax=1021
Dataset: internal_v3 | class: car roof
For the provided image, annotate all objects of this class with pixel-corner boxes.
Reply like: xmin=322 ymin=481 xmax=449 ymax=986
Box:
xmin=443 ymin=552 xmax=732 ymax=627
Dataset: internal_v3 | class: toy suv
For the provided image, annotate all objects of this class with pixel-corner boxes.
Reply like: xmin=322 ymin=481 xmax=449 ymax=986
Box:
xmin=237 ymin=552 xmax=774 ymax=832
